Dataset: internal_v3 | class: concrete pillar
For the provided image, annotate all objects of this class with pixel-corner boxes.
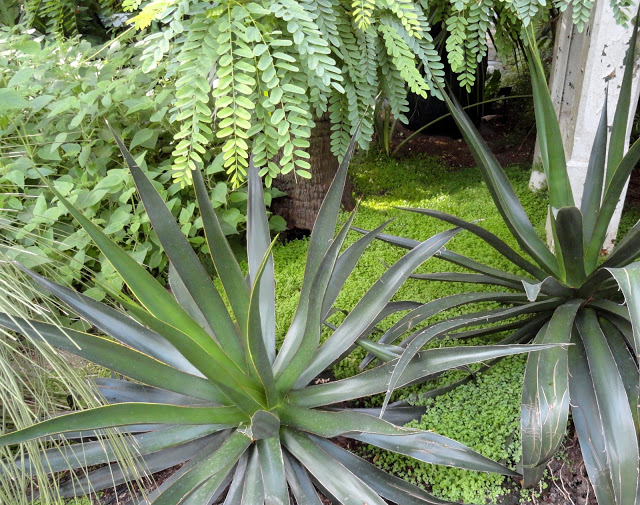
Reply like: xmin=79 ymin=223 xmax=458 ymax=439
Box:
xmin=529 ymin=1 xmax=640 ymax=251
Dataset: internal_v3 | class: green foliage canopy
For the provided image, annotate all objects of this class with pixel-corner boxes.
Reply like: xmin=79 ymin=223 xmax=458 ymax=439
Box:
xmin=119 ymin=0 xmax=632 ymax=187
xmin=0 ymin=27 xmax=285 ymax=300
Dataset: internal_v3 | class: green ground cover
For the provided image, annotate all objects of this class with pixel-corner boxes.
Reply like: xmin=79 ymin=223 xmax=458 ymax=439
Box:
xmin=267 ymin=152 xmax=639 ymax=503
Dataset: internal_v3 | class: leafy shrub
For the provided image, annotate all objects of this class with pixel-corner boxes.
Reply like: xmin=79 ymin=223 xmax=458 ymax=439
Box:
xmin=0 ymin=27 xmax=285 ymax=299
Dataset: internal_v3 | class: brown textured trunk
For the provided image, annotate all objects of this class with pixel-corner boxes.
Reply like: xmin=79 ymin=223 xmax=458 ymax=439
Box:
xmin=271 ymin=114 xmax=354 ymax=231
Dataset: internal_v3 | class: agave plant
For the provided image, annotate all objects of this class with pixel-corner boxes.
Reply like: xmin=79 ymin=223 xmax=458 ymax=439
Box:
xmin=0 ymin=129 xmax=556 ymax=504
xmin=356 ymin=23 xmax=640 ymax=505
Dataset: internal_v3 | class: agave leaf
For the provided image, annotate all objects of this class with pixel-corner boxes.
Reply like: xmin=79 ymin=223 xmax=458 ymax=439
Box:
xmin=409 ymin=271 xmax=524 ymax=290
xmin=600 ymin=217 xmax=640 ymax=268
xmin=274 ymin=133 xmax=358 ymax=376
xmin=568 ymin=331 xmax=619 ymax=505
xmin=350 ymin=431 xmax=518 ymax=476
xmin=436 ymin=89 xmax=560 ymax=276
xmin=0 ymin=313 xmax=222 ymax=402
xmin=17 ymin=265 xmax=201 ymax=376
xmin=586 ymin=138 xmax=640 ymax=268
xmin=596 ymin=310 xmax=636 ymax=352
xmin=149 ymin=430 xmax=251 ymax=505
xmin=297 ymin=227 xmax=461 ymax=387
xmin=606 ymin=15 xmax=640 ymax=187
xmin=281 ymin=428 xmax=388 ymax=505
xmin=521 ymin=300 xmax=582 ymax=484
xmin=290 ymin=343 xmax=561 ymax=408
xmin=58 ymin=434 xmax=223 ymax=498
xmin=581 ymin=89 xmax=608 ymax=244
xmin=283 ymin=452 xmax=324 ymax=505
xmin=276 ymin=213 xmax=357 ymax=392
xmin=192 ymin=167 xmax=250 ymax=332
xmin=575 ymin=309 xmax=639 ymax=505
xmin=372 ymin=317 xmax=542 ymax=415
xmin=435 ymin=248 xmax=533 ymax=285
xmin=352 ymin=300 xmax=424 ymax=342
xmin=53 ymin=425 xmax=167 ymax=441
xmin=332 ymin=300 xmax=422 ymax=370
xmin=362 ymin=291 xmax=530 ymax=368
xmin=43 ymin=140 xmax=225 ymax=368
xmin=524 ymin=34 xmax=573 ymax=210
xmin=14 ymin=425 xmax=218 ymax=475
xmin=350 ymin=226 xmax=420 ymax=250
xmin=223 ymin=453 xmax=249 ymax=505
xmin=310 ymin=435 xmax=453 ymax=505
xmin=250 ymin=410 xmax=280 ymax=440
xmin=178 ymin=470 xmax=234 ymax=505
xmin=280 ymin=405 xmax=514 ymax=476
xmin=449 ymin=316 xmax=545 ymax=342
xmin=111 ymin=129 xmax=246 ymax=367
xmin=138 ymin=432 xmax=231 ymax=504
xmin=380 ymin=299 xmax=561 ymax=414
xmin=336 ymin=403 xmax=427 ymax=426
xmin=280 ymin=403 xmax=415 ymax=438
xmin=390 ymin=209 xmax=548 ymax=279
xmin=246 ymin=237 xmax=279 ymax=407
xmin=241 ymin=446 xmax=265 ymax=504
xmin=42 ymin=176 xmax=246 ymax=385
xmin=521 ymin=276 xmax=573 ymax=302
xmin=599 ymin=318 xmax=640 ymax=429
xmin=605 ymin=263 xmax=640 ymax=356
xmin=167 ymin=263 xmax=216 ymax=338
xmin=0 ymin=404 xmax=245 ymax=448
xmin=321 ymin=220 xmax=392 ymax=319
xmin=258 ymin=437 xmax=290 ymax=505
xmin=554 ymin=207 xmax=586 ymax=285
xmin=248 ymin=157 xmax=276 ymax=363
xmin=113 ymin=296 xmax=265 ymax=413
xmin=356 ymin=338 xmax=402 ymax=362
xmin=588 ymin=298 xmax=631 ymax=321
xmin=94 ymin=378 xmax=215 ymax=406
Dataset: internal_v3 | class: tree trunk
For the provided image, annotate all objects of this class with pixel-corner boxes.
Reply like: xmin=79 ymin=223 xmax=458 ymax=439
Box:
xmin=271 ymin=114 xmax=354 ymax=231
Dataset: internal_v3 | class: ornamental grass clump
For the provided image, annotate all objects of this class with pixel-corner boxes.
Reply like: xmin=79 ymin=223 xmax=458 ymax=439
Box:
xmin=0 ymin=128 xmax=556 ymax=504
xmin=358 ymin=23 xmax=640 ymax=505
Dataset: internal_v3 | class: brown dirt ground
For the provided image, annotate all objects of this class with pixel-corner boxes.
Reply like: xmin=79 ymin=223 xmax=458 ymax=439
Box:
xmin=389 ymin=114 xmax=537 ymax=168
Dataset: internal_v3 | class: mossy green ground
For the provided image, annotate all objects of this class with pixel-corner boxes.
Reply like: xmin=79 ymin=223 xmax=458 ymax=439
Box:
xmin=268 ymin=152 xmax=639 ymax=504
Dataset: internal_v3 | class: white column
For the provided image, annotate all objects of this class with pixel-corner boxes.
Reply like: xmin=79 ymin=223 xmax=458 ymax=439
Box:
xmin=529 ymin=1 xmax=640 ymax=251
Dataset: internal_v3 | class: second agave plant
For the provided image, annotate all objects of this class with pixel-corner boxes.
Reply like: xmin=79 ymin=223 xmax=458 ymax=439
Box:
xmin=357 ymin=22 xmax=640 ymax=505
xmin=0 ymin=126 xmax=557 ymax=504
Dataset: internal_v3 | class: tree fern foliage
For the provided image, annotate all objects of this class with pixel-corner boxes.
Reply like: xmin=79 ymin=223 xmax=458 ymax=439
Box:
xmin=21 ymin=0 xmax=632 ymax=187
